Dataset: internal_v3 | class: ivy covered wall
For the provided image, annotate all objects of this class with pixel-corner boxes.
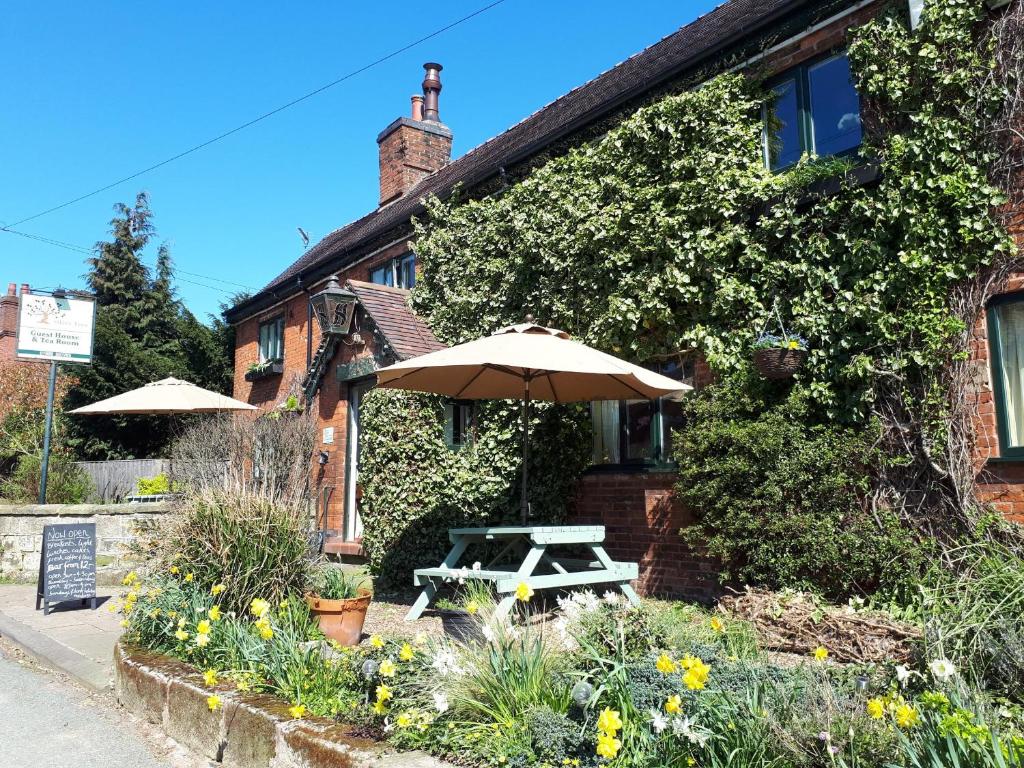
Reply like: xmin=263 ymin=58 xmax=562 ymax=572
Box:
xmin=358 ymin=0 xmax=1020 ymax=592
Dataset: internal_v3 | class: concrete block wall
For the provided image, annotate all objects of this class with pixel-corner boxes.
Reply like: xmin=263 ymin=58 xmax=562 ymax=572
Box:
xmin=0 ymin=501 xmax=172 ymax=581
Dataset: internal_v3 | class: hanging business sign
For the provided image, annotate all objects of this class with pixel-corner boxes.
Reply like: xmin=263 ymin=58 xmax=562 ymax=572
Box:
xmin=16 ymin=292 xmax=96 ymax=364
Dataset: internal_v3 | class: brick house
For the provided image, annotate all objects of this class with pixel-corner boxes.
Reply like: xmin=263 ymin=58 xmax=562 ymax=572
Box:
xmin=226 ymin=0 xmax=1021 ymax=597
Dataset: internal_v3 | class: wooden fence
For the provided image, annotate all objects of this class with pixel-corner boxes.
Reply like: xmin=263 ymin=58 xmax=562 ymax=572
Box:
xmin=77 ymin=458 xmax=171 ymax=502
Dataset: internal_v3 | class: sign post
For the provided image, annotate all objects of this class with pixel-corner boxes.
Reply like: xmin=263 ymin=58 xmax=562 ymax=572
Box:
xmin=15 ymin=288 xmax=96 ymax=503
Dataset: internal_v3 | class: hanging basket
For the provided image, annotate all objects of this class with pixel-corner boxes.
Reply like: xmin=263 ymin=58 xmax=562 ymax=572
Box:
xmin=753 ymin=347 xmax=808 ymax=380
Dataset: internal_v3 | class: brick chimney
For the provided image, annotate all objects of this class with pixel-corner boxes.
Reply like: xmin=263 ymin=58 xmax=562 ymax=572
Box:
xmin=377 ymin=63 xmax=453 ymax=206
xmin=1 ymin=282 xmax=21 ymax=362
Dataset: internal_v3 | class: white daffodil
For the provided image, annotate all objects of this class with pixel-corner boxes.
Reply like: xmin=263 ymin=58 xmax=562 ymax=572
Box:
xmin=650 ymin=709 xmax=669 ymax=734
xmin=471 ymin=561 xmax=482 ymax=572
xmin=603 ymin=590 xmax=621 ymax=606
xmin=482 ymin=624 xmax=496 ymax=643
xmin=580 ymin=590 xmax=600 ymax=613
xmin=671 ymin=716 xmax=711 ymax=747
xmin=895 ymin=665 xmax=913 ymax=687
xmin=432 ymin=691 xmax=449 ymax=714
xmin=928 ymin=658 xmax=956 ymax=682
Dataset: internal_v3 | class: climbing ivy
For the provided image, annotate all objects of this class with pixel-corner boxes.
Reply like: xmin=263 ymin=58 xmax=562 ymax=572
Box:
xmin=358 ymin=0 xmax=1019 ymax=586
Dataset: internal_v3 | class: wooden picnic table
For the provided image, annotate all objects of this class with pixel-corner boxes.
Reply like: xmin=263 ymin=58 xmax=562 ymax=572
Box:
xmin=405 ymin=525 xmax=639 ymax=621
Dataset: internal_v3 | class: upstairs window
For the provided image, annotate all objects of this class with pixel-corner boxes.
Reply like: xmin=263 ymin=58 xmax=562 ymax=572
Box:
xmin=591 ymin=359 xmax=692 ymax=466
xmin=258 ymin=316 xmax=284 ymax=362
xmin=764 ymin=51 xmax=862 ymax=171
xmin=988 ymin=294 xmax=1024 ymax=458
xmin=370 ymin=252 xmax=416 ymax=289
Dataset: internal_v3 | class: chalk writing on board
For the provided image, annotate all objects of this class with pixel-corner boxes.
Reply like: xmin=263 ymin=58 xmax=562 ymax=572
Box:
xmin=38 ymin=523 xmax=97 ymax=605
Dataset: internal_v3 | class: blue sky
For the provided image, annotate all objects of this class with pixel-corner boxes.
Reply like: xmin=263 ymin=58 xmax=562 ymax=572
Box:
xmin=1 ymin=1 xmax=718 ymax=322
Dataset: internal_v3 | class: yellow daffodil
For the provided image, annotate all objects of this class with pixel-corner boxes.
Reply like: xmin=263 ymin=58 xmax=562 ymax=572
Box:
xmin=122 ymin=571 xmax=138 ymax=586
xmin=236 ymin=678 xmax=250 ymax=692
xmin=396 ymin=712 xmax=412 ymax=728
xmin=596 ymin=708 xmax=622 ymax=735
xmin=279 ymin=599 xmax=289 ymax=611
xmin=710 ymin=616 xmax=725 ymax=633
xmin=250 ymin=598 xmax=271 ymax=618
xmin=119 ymin=619 xmax=130 ymax=628
xmin=787 ymin=339 xmax=799 ymax=350
xmin=379 ymin=659 xmax=397 ymax=677
xmin=894 ymin=703 xmax=919 ymax=729
xmin=376 ymin=684 xmax=393 ymax=702
xmin=665 ymin=695 xmax=682 ymax=714
xmin=466 ymin=600 xmax=480 ymax=615
xmin=655 ymin=653 xmax=677 ymax=674
xmin=866 ymin=698 xmax=885 ymax=719
xmin=813 ymin=646 xmax=829 ymax=662
xmin=288 ymin=704 xmax=306 ymax=719
xmin=170 ymin=566 xmax=180 ymax=575
xmin=399 ymin=643 xmax=414 ymax=662
xmin=682 ymin=657 xmax=711 ymax=690
xmin=211 ymin=583 xmax=226 ymax=596
xmin=372 ymin=699 xmax=387 ymax=715
xmin=256 ymin=620 xmax=273 ymax=640
xmin=197 ymin=619 xmax=211 ymax=635
xmin=370 ymin=634 xmax=385 ymax=649
xmin=203 ymin=669 xmax=218 ymax=686
xmin=515 ymin=582 xmax=534 ymax=602
xmin=206 ymin=695 xmax=222 ymax=711
xmin=208 ymin=606 xmax=222 ymax=621
xmin=184 ymin=572 xmax=194 ymax=583
xmin=596 ymin=731 xmax=621 ymax=759
xmin=174 ymin=629 xmax=189 ymax=641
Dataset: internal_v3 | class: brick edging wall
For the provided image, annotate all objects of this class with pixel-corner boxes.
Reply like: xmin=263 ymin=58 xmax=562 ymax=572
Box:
xmin=114 ymin=642 xmax=452 ymax=768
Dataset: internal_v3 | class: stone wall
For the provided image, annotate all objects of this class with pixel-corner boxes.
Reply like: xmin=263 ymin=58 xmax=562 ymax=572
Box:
xmin=0 ymin=501 xmax=172 ymax=582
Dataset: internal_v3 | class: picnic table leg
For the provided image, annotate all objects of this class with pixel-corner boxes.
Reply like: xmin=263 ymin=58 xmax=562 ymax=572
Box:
xmin=492 ymin=544 xmax=546 ymax=622
xmin=405 ymin=536 xmax=471 ymax=622
xmin=589 ymin=545 xmax=641 ymax=608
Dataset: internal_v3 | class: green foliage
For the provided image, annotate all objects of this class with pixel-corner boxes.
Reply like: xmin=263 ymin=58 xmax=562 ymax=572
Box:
xmin=159 ymin=491 xmax=312 ymax=614
xmin=674 ymin=370 xmax=929 ymax=600
xmin=358 ymin=389 xmax=589 ymax=587
xmin=64 ymin=193 xmax=234 ymax=459
xmin=136 ymin=473 xmax=170 ymax=496
xmin=525 ymin=705 xmax=585 ymax=764
xmin=0 ymin=450 xmax=93 ymax=504
xmin=311 ymin=566 xmax=370 ymax=600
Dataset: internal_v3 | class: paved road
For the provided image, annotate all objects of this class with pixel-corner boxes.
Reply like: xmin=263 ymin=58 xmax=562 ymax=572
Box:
xmin=0 ymin=645 xmax=176 ymax=768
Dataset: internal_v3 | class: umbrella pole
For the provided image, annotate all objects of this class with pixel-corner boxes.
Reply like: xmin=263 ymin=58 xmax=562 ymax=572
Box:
xmin=521 ymin=378 xmax=530 ymax=524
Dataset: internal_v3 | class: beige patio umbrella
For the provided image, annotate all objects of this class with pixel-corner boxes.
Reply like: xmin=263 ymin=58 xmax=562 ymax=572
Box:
xmin=69 ymin=377 xmax=258 ymax=415
xmin=375 ymin=321 xmax=691 ymax=522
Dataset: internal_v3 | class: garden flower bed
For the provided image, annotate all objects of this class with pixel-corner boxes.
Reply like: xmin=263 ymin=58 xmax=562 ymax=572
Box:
xmin=116 ymin=568 xmax=1024 ymax=768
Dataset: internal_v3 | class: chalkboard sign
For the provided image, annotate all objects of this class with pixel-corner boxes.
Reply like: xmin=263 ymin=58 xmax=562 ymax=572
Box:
xmin=36 ymin=523 xmax=98 ymax=615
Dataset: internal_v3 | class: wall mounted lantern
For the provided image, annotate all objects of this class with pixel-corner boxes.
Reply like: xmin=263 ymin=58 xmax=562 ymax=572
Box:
xmin=310 ymin=275 xmax=357 ymax=336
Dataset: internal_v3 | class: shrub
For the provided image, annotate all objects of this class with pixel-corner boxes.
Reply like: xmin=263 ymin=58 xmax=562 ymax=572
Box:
xmin=674 ymin=369 xmax=928 ymax=600
xmin=310 ymin=566 xmax=370 ymax=600
xmin=159 ymin=490 xmax=314 ymax=614
xmin=525 ymin=705 xmax=584 ymax=764
xmin=0 ymin=450 xmax=93 ymax=503
xmin=136 ymin=472 xmax=170 ymax=496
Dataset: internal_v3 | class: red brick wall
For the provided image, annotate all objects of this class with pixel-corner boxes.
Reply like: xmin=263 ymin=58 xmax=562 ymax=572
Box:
xmin=0 ymin=283 xmax=21 ymax=362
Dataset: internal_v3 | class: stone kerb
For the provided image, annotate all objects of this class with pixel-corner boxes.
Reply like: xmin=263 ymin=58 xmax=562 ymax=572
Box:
xmin=114 ymin=642 xmax=453 ymax=768
xmin=0 ymin=501 xmax=171 ymax=581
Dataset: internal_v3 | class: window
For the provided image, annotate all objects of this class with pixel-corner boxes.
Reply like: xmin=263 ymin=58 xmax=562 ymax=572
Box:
xmin=370 ymin=252 xmax=416 ymax=289
xmin=591 ymin=359 xmax=691 ymax=466
xmin=763 ymin=52 xmax=862 ymax=171
xmin=445 ymin=400 xmax=474 ymax=449
xmin=258 ymin=316 xmax=284 ymax=362
xmin=988 ymin=294 xmax=1024 ymax=457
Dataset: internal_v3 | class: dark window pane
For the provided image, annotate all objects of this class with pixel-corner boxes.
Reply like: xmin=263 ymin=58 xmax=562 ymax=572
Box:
xmin=660 ymin=397 xmax=685 ymax=460
xmin=623 ymin=400 xmax=654 ymax=461
xmin=369 ymin=264 xmax=393 ymax=286
xmin=765 ymin=79 xmax=801 ymax=170
xmin=995 ymin=302 xmax=1024 ymax=448
xmin=592 ymin=401 xmax=620 ymax=464
xmin=398 ymin=254 xmax=416 ymax=289
xmin=808 ymin=54 xmax=862 ymax=157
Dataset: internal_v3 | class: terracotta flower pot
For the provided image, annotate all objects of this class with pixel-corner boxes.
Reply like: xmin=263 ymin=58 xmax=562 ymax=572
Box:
xmin=305 ymin=589 xmax=372 ymax=646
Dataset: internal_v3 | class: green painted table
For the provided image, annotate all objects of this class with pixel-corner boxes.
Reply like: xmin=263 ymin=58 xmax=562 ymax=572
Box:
xmin=405 ymin=525 xmax=640 ymax=621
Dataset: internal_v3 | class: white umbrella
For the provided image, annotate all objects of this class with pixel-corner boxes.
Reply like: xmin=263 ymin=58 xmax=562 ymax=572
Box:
xmin=69 ymin=377 xmax=257 ymax=415
xmin=376 ymin=322 xmax=691 ymax=521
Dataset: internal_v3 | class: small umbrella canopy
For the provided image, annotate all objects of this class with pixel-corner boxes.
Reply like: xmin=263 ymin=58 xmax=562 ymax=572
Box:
xmin=375 ymin=322 xmax=692 ymax=402
xmin=69 ymin=377 xmax=258 ymax=415
xmin=376 ymin=322 xmax=691 ymax=522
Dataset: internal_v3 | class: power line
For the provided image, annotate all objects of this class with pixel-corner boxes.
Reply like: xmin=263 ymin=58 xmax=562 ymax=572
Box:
xmin=0 ymin=226 xmax=258 ymax=294
xmin=0 ymin=0 xmax=508 ymax=231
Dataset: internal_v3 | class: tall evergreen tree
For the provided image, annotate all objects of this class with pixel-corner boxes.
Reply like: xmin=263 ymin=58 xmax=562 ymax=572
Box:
xmin=64 ymin=194 xmax=234 ymax=459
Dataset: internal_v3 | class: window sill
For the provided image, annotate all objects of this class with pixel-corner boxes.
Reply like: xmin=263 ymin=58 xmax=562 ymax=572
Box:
xmin=245 ymin=361 xmax=284 ymax=382
xmin=984 ymin=455 xmax=1024 ymax=464
xmin=585 ymin=462 xmax=678 ymax=475
xmin=752 ymin=160 xmax=880 ymax=223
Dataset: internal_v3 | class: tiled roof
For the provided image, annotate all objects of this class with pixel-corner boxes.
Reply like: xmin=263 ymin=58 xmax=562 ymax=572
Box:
xmin=347 ymin=280 xmax=444 ymax=360
xmin=227 ymin=0 xmax=813 ymax=323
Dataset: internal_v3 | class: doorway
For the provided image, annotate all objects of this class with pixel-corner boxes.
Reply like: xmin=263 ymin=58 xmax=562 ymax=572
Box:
xmin=343 ymin=378 xmax=373 ymax=541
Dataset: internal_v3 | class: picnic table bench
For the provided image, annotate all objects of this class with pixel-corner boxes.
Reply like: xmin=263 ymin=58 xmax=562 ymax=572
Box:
xmin=405 ymin=525 xmax=639 ymax=621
